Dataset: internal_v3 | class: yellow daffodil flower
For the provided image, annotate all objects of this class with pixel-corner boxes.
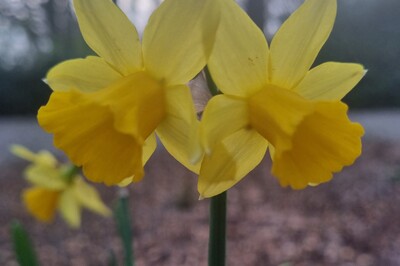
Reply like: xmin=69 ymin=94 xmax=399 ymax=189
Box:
xmin=11 ymin=145 xmax=111 ymax=228
xmin=198 ymin=0 xmax=365 ymax=197
xmin=38 ymin=0 xmax=217 ymax=185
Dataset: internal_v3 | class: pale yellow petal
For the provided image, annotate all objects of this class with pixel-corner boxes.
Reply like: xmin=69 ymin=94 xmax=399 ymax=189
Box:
xmin=208 ymin=0 xmax=268 ymax=97
xmin=58 ymin=188 xmax=81 ymax=228
xmin=198 ymin=129 xmax=268 ymax=198
xmin=46 ymin=56 xmax=122 ymax=92
xmin=38 ymin=90 xmax=144 ymax=185
xmin=156 ymin=85 xmax=200 ymax=173
xmin=270 ymin=0 xmax=336 ymax=88
xmin=142 ymin=0 xmax=219 ymax=86
xmin=294 ymin=62 xmax=365 ymax=100
xmin=73 ymin=0 xmax=142 ymax=75
xmin=10 ymin=145 xmax=57 ymax=167
xmin=142 ymin=133 xmax=157 ymax=165
xmin=200 ymin=95 xmax=249 ymax=153
xmin=23 ymin=188 xmax=60 ymax=223
xmin=10 ymin=145 xmax=39 ymax=162
xmin=73 ymin=179 xmax=111 ymax=217
xmin=25 ymin=165 xmax=67 ymax=190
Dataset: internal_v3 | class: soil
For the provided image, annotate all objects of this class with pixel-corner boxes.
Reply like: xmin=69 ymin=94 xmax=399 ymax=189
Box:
xmin=1 ymin=123 xmax=400 ymax=265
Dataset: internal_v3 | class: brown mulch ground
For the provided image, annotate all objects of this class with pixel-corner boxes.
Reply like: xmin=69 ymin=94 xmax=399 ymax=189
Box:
xmin=1 ymin=138 xmax=400 ymax=266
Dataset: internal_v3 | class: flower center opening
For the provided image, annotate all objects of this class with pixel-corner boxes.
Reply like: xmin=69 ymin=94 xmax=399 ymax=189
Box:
xmin=248 ymin=84 xmax=313 ymax=149
xmin=96 ymin=71 xmax=167 ymax=143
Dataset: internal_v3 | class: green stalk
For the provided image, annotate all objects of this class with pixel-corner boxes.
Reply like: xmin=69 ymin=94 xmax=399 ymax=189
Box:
xmin=208 ymin=192 xmax=227 ymax=266
xmin=204 ymin=66 xmax=227 ymax=266
xmin=114 ymin=188 xmax=134 ymax=266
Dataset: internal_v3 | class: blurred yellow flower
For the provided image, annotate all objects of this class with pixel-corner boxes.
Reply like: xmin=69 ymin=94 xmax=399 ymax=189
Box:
xmin=198 ymin=0 xmax=365 ymax=197
xmin=38 ymin=0 xmax=217 ymax=185
xmin=11 ymin=145 xmax=111 ymax=228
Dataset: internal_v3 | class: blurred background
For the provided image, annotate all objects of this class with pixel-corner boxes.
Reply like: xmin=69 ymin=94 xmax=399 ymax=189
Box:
xmin=1 ymin=0 xmax=400 ymax=265
xmin=0 ymin=0 xmax=399 ymax=115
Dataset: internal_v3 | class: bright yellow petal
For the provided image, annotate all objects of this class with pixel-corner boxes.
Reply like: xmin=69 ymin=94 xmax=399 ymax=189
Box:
xmin=142 ymin=0 xmax=219 ymax=86
xmin=272 ymin=102 xmax=364 ymax=189
xmin=73 ymin=0 xmax=142 ymax=75
xmin=294 ymin=62 xmax=365 ymax=100
xmin=249 ymin=85 xmax=363 ymax=189
xmin=208 ymin=0 xmax=268 ymax=97
xmin=38 ymin=90 xmax=144 ymax=185
xmin=198 ymin=129 xmax=268 ymax=198
xmin=200 ymin=95 xmax=249 ymax=153
xmin=23 ymin=188 xmax=60 ymax=223
xmin=270 ymin=0 xmax=336 ymax=88
xmin=58 ymin=188 xmax=81 ymax=228
xmin=118 ymin=133 xmax=157 ymax=186
xmin=25 ymin=165 xmax=67 ymax=190
xmin=46 ymin=56 xmax=122 ymax=92
xmin=249 ymin=84 xmax=314 ymax=151
xmin=156 ymin=85 xmax=200 ymax=173
xmin=73 ymin=179 xmax=111 ymax=217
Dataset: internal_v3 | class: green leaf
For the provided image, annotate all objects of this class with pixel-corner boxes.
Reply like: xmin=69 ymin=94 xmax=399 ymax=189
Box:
xmin=10 ymin=221 xmax=40 ymax=266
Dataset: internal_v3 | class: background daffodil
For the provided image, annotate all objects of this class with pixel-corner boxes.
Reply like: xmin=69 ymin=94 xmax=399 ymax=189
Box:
xmin=198 ymin=0 xmax=365 ymax=198
xmin=38 ymin=0 xmax=217 ymax=185
xmin=11 ymin=145 xmax=111 ymax=228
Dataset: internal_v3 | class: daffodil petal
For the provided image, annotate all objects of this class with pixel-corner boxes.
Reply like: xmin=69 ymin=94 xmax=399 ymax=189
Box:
xmin=156 ymin=85 xmax=200 ymax=173
xmin=73 ymin=0 xmax=142 ymax=75
xmin=10 ymin=145 xmax=58 ymax=166
xmin=46 ymin=56 xmax=122 ymax=92
xmin=23 ymin=188 xmax=59 ymax=223
xmin=59 ymin=188 xmax=81 ymax=228
xmin=294 ymin=62 xmax=365 ymax=100
xmin=142 ymin=0 xmax=218 ymax=86
xmin=208 ymin=0 xmax=268 ymax=97
xmin=198 ymin=129 xmax=268 ymax=198
xmin=200 ymin=95 xmax=249 ymax=153
xmin=270 ymin=0 xmax=336 ymax=88
xmin=272 ymin=101 xmax=364 ymax=189
xmin=73 ymin=179 xmax=111 ymax=217
xmin=142 ymin=133 xmax=157 ymax=165
xmin=38 ymin=90 xmax=144 ymax=185
xmin=25 ymin=165 xmax=67 ymax=190
xmin=118 ymin=133 xmax=157 ymax=186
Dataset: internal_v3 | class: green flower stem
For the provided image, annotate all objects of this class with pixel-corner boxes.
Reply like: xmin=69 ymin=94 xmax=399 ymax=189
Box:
xmin=114 ymin=188 xmax=134 ymax=266
xmin=208 ymin=191 xmax=227 ymax=266
xmin=204 ymin=66 xmax=227 ymax=266
xmin=61 ymin=165 xmax=80 ymax=184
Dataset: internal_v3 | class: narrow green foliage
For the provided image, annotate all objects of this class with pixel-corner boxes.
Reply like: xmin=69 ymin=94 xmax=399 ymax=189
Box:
xmin=114 ymin=189 xmax=134 ymax=266
xmin=10 ymin=221 xmax=40 ymax=266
